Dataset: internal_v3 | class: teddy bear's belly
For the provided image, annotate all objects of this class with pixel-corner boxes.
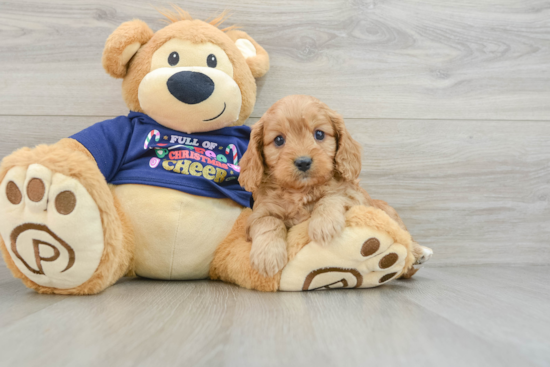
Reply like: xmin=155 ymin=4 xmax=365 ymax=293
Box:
xmin=114 ymin=184 xmax=243 ymax=280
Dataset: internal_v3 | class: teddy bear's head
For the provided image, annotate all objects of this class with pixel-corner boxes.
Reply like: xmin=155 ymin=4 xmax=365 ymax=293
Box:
xmin=102 ymin=7 xmax=269 ymax=133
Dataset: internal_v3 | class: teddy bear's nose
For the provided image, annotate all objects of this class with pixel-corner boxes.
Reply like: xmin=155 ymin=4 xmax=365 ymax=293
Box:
xmin=167 ymin=71 xmax=215 ymax=105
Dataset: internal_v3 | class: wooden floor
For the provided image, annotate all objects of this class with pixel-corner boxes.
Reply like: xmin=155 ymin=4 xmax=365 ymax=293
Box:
xmin=1 ymin=1 xmax=549 ymax=366
xmin=0 ymin=262 xmax=549 ymax=367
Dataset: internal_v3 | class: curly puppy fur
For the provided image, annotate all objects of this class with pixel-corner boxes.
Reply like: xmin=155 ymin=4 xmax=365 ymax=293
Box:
xmin=239 ymin=95 xmax=425 ymax=277
xmin=238 ymin=96 xmax=355 ymax=276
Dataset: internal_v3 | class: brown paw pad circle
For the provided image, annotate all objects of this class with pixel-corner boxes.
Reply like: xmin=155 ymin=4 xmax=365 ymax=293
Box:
xmin=361 ymin=238 xmax=380 ymax=257
xmin=379 ymin=253 xmax=398 ymax=269
xmin=379 ymin=272 xmax=397 ymax=284
xmin=6 ymin=181 xmax=22 ymax=204
xmin=27 ymin=178 xmax=45 ymax=202
xmin=55 ymin=191 xmax=76 ymax=215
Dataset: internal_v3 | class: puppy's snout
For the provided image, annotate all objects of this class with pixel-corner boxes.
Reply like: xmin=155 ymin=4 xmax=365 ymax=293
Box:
xmin=167 ymin=71 xmax=214 ymax=104
xmin=294 ymin=156 xmax=312 ymax=172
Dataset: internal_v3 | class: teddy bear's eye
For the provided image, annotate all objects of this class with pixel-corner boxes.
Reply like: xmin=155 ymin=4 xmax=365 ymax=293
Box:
xmin=168 ymin=52 xmax=179 ymax=66
xmin=274 ymin=135 xmax=285 ymax=147
xmin=207 ymin=54 xmax=217 ymax=68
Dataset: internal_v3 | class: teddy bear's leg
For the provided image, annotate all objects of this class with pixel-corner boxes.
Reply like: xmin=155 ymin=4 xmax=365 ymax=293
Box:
xmin=211 ymin=205 xmax=423 ymax=292
xmin=279 ymin=206 xmax=419 ymax=291
xmin=209 ymin=209 xmax=280 ymax=292
xmin=0 ymin=139 xmax=134 ymax=295
xmin=371 ymin=199 xmax=433 ymax=273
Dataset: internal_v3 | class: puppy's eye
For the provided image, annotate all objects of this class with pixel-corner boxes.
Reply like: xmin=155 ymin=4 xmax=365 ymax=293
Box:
xmin=314 ymin=130 xmax=325 ymax=141
xmin=274 ymin=135 xmax=285 ymax=147
xmin=207 ymin=54 xmax=217 ymax=68
xmin=168 ymin=52 xmax=179 ymax=66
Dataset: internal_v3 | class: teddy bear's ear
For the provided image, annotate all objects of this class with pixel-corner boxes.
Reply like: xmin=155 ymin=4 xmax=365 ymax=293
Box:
xmin=225 ymin=30 xmax=270 ymax=79
xmin=102 ymin=20 xmax=154 ymax=79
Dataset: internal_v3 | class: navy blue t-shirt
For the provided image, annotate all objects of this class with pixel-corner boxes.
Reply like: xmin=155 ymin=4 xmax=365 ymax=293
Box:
xmin=71 ymin=112 xmax=252 ymax=208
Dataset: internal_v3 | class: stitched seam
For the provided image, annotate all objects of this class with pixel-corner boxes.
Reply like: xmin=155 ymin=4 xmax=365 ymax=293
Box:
xmin=168 ymin=200 xmax=184 ymax=280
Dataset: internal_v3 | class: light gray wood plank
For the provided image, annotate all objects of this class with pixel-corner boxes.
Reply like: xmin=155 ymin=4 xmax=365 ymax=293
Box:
xmin=0 ymin=262 xmax=70 ymax=328
xmin=0 ymin=266 xmax=548 ymax=367
xmin=0 ymin=115 xmax=99 ymax=155
xmin=0 ymin=0 xmax=549 ymax=119
xmin=0 ymin=259 xmax=11 ymax=282
xmin=399 ymin=266 xmax=550 ymax=367
xmin=2 ymin=115 xmax=548 ymax=266
xmin=0 ymin=281 xmax=69 ymax=328
xmin=221 ymin=280 xmax=536 ymax=367
xmin=346 ymin=118 xmax=550 ymax=267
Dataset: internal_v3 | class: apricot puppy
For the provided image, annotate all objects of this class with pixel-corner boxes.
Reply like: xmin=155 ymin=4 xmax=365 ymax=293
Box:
xmin=239 ymin=95 xmax=370 ymax=276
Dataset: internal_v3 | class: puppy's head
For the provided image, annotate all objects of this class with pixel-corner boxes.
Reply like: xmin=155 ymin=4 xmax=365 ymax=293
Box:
xmin=239 ymin=95 xmax=362 ymax=192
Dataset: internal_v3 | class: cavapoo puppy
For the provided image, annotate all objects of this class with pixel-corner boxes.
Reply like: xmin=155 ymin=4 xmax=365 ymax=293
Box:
xmin=239 ymin=95 xmax=429 ymax=277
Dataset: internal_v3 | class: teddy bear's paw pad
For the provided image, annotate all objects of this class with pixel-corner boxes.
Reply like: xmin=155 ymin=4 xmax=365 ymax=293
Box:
xmin=0 ymin=164 xmax=104 ymax=289
xmin=280 ymin=225 xmax=406 ymax=291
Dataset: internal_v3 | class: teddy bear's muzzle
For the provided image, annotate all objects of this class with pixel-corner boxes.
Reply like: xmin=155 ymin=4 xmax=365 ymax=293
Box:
xmin=137 ymin=66 xmax=242 ymax=134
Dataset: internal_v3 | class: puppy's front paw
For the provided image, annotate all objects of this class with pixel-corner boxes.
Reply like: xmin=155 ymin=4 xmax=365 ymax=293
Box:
xmin=309 ymin=213 xmax=346 ymax=246
xmin=250 ymin=237 xmax=288 ymax=277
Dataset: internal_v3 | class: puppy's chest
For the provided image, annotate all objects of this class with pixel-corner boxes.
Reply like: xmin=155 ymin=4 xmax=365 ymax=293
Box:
xmin=281 ymin=193 xmax=320 ymax=228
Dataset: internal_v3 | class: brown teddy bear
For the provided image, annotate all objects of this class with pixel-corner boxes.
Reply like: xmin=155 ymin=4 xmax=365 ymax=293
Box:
xmin=0 ymin=7 xmax=429 ymax=294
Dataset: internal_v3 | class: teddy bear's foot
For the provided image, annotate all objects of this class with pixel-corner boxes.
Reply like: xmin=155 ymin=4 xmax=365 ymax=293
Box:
xmin=0 ymin=164 xmax=105 ymax=290
xmin=0 ymin=142 xmax=133 ymax=295
xmin=280 ymin=206 xmax=416 ymax=291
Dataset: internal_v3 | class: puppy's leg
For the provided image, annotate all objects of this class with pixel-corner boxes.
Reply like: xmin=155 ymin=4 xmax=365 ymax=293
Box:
xmin=249 ymin=215 xmax=288 ymax=277
xmin=309 ymin=196 xmax=346 ymax=246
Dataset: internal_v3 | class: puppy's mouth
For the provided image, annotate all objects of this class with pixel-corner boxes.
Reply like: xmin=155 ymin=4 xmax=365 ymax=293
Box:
xmin=297 ymin=171 xmax=312 ymax=179
xmin=203 ymin=102 xmax=226 ymax=122
xmin=294 ymin=169 xmax=319 ymax=185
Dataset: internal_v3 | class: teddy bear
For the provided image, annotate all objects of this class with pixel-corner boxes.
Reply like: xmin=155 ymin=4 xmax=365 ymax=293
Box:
xmin=0 ymin=7 xmax=430 ymax=294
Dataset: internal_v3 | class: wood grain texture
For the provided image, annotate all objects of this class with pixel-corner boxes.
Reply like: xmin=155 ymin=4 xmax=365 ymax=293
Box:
xmin=0 ymin=0 xmax=549 ymax=119
xmin=2 ymin=115 xmax=548 ymax=266
xmin=0 ymin=263 xmax=548 ymax=367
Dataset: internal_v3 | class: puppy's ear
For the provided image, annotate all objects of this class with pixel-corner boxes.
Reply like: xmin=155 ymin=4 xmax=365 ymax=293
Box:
xmin=225 ymin=30 xmax=270 ymax=79
xmin=102 ymin=20 xmax=154 ymax=78
xmin=330 ymin=110 xmax=362 ymax=181
xmin=239 ymin=119 xmax=265 ymax=192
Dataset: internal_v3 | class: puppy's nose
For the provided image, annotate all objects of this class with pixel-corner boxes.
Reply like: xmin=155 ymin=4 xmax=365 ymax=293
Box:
xmin=294 ymin=156 xmax=312 ymax=172
xmin=167 ymin=71 xmax=214 ymax=104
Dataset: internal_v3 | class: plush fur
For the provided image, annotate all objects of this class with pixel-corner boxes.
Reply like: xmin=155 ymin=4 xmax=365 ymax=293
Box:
xmin=103 ymin=8 xmax=269 ymax=127
xmin=102 ymin=19 xmax=154 ymax=79
xmin=0 ymin=8 xmax=269 ymax=294
xmin=0 ymin=139 xmax=134 ymax=294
